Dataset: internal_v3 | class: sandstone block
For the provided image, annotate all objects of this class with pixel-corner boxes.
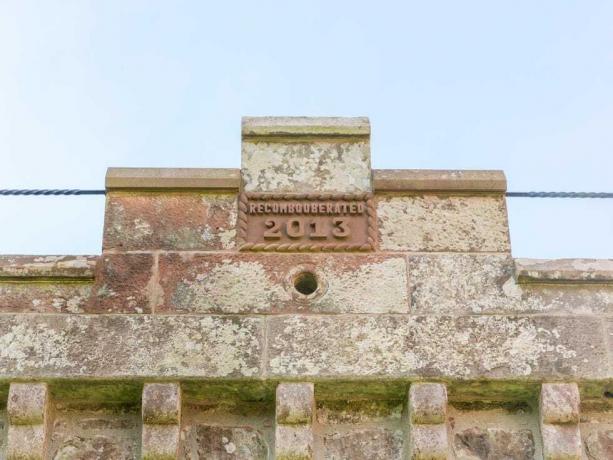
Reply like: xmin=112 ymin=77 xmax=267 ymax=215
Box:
xmin=49 ymin=411 xmax=140 ymax=459
xmin=0 ymin=282 xmax=92 ymax=314
xmin=276 ymin=383 xmax=314 ymax=425
xmin=0 ymin=314 xmax=264 ymax=379
xmin=409 ymin=254 xmax=613 ymax=315
xmin=142 ymin=383 xmax=181 ymax=424
xmin=409 ymin=424 xmax=448 ymax=460
xmin=540 ymin=383 xmax=580 ymax=424
xmin=584 ymin=429 xmax=613 ymax=460
xmin=453 ymin=427 xmax=535 ymax=460
xmin=158 ymin=253 xmax=408 ymax=314
xmin=515 ymin=258 xmax=613 ymax=283
xmin=0 ymin=255 xmax=97 ymax=279
xmin=266 ymin=315 xmax=607 ymax=380
xmin=376 ymin=194 xmax=510 ymax=252
xmin=180 ymin=425 xmax=269 ymax=459
xmin=7 ymin=383 xmax=50 ymax=460
xmin=323 ymin=428 xmax=403 ymax=460
xmin=541 ymin=424 xmax=582 ymax=460
xmin=88 ymin=253 xmax=153 ymax=313
xmin=242 ymin=117 xmax=371 ymax=193
xmin=103 ymin=192 xmax=237 ymax=251
xmin=373 ymin=169 xmax=506 ymax=192
xmin=142 ymin=425 xmax=180 ymax=460
xmin=409 ymin=383 xmax=447 ymax=424
xmin=275 ymin=424 xmax=313 ymax=460
xmin=8 ymin=383 xmax=48 ymax=425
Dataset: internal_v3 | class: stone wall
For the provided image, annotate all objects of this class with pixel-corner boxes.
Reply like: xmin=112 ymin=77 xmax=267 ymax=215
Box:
xmin=0 ymin=117 xmax=610 ymax=458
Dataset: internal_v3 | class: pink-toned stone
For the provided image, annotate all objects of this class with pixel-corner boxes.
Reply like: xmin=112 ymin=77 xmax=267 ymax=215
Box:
xmin=276 ymin=383 xmax=314 ymax=425
xmin=103 ymin=192 xmax=237 ymax=251
xmin=409 ymin=383 xmax=447 ymax=424
xmin=541 ymin=383 xmax=580 ymax=424
xmin=142 ymin=383 xmax=181 ymax=424
xmin=157 ymin=252 xmax=408 ymax=314
xmin=88 ymin=253 xmax=154 ymax=313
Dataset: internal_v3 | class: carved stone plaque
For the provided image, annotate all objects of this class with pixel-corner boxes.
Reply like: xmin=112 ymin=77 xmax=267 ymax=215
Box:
xmin=238 ymin=192 xmax=376 ymax=251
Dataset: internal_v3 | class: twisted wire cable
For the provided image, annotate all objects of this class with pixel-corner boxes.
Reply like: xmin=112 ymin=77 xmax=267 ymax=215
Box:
xmin=0 ymin=189 xmax=612 ymax=198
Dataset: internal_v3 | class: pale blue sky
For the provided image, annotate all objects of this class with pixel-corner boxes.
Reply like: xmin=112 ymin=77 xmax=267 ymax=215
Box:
xmin=1 ymin=1 xmax=612 ymax=257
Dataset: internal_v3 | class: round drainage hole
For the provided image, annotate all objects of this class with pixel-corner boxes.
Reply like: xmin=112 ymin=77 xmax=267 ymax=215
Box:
xmin=293 ymin=271 xmax=318 ymax=296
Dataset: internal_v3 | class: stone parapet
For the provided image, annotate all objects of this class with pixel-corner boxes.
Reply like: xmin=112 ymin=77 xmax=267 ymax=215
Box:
xmin=0 ymin=116 xmax=610 ymax=457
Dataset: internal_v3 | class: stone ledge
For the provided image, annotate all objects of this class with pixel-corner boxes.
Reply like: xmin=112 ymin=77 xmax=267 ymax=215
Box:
xmin=105 ymin=168 xmax=240 ymax=190
xmin=373 ymin=169 xmax=507 ymax=192
xmin=0 ymin=256 xmax=97 ymax=280
xmin=104 ymin=168 xmax=510 ymax=193
xmin=242 ymin=116 xmax=370 ymax=137
xmin=0 ymin=314 xmax=607 ymax=381
xmin=515 ymin=258 xmax=613 ymax=284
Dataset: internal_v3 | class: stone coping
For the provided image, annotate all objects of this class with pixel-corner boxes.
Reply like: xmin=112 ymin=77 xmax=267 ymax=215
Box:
xmin=241 ymin=116 xmax=370 ymax=137
xmin=0 ymin=256 xmax=97 ymax=280
xmin=373 ymin=169 xmax=507 ymax=192
xmin=106 ymin=167 xmax=240 ymax=190
xmin=515 ymin=259 xmax=613 ymax=284
xmin=106 ymin=168 xmax=506 ymax=192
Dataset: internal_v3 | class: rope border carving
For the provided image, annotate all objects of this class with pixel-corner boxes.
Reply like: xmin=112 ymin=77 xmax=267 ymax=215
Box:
xmin=238 ymin=192 xmax=377 ymax=252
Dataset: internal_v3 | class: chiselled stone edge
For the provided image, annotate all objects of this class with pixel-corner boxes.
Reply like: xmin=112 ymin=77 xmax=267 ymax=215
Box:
xmin=373 ymin=169 xmax=507 ymax=192
xmin=515 ymin=258 xmax=613 ymax=284
xmin=0 ymin=255 xmax=97 ymax=280
xmin=105 ymin=167 xmax=241 ymax=190
xmin=241 ymin=116 xmax=370 ymax=137
xmin=104 ymin=167 xmax=509 ymax=192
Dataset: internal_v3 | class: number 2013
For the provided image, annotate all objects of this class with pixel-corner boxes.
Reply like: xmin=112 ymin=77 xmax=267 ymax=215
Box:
xmin=264 ymin=218 xmax=350 ymax=240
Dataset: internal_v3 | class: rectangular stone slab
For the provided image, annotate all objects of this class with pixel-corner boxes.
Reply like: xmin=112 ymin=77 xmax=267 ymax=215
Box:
xmin=266 ymin=315 xmax=609 ymax=380
xmin=0 ymin=314 xmax=608 ymax=381
xmin=0 ymin=314 xmax=264 ymax=379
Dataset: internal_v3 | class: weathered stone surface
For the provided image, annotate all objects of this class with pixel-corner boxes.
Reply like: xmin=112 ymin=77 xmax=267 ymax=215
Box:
xmin=0 ymin=255 xmax=97 ymax=279
xmin=276 ymin=383 xmax=314 ymax=425
xmin=49 ymin=410 xmax=140 ymax=460
xmin=323 ymin=428 xmax=403 ymax=460
xmin=584 ymin=429 xmax=613 ymax=460
xmin=7 ymin=383 xmax=50 ymax=460
xmin=317 ymin=400 xmax=403 ymax=424
xmin=242 ymin=117 xmax=371 ymax=194
xmin=409 ymin=424 xmax=448 ymax=460
xmin=409 ymin=383 xmax=447 ymax=424
xmin=105 ymin=167 xmax=240 ymax=190
xmin=180 ymin=425 xmax=268 ymax=459
xmin=0 ymin=283 xmax=92 ymax=313
xmin=373 ymin=169 xmax=507 ymax=192
xmin=266 ymin=315 xmax=608 ymax=379
xmin=158 ymin=253 xmax=408 ymax=314
xmin=541 ymin=383 xmax=580 ymax=424
xmin=515 ymin=258 xmax=613 ymax=283
xmin=409 ymin=254 xmax=613 ymax=315
xmin=89 ymin=253 xmax=153 ymax=314
xmin=103 ymin=192 xmax=237 ymax=251
xmin=453 ymin=427 xmax=535 ymax=460
xmin=242 ymin=116 xmax=370 ymax=137
xmin=0 ymin=314 xmax=263 ymax=378
xmin=8 ymin=383 xmax=48 ymax=425
xmin=376 ymin=194 xmax=510 ymax=252
xmin=142 ymin=383 xmax=181 ymax=459
xmin=541 ymin=424 xmax=582 ymax=460
xmin=142 ymin=383 xmax=181 ymax=424
xmin=275 ymin=425 xmax=313 ymax=459
xmin=142 ymin=425 xmax=179 ymax=459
